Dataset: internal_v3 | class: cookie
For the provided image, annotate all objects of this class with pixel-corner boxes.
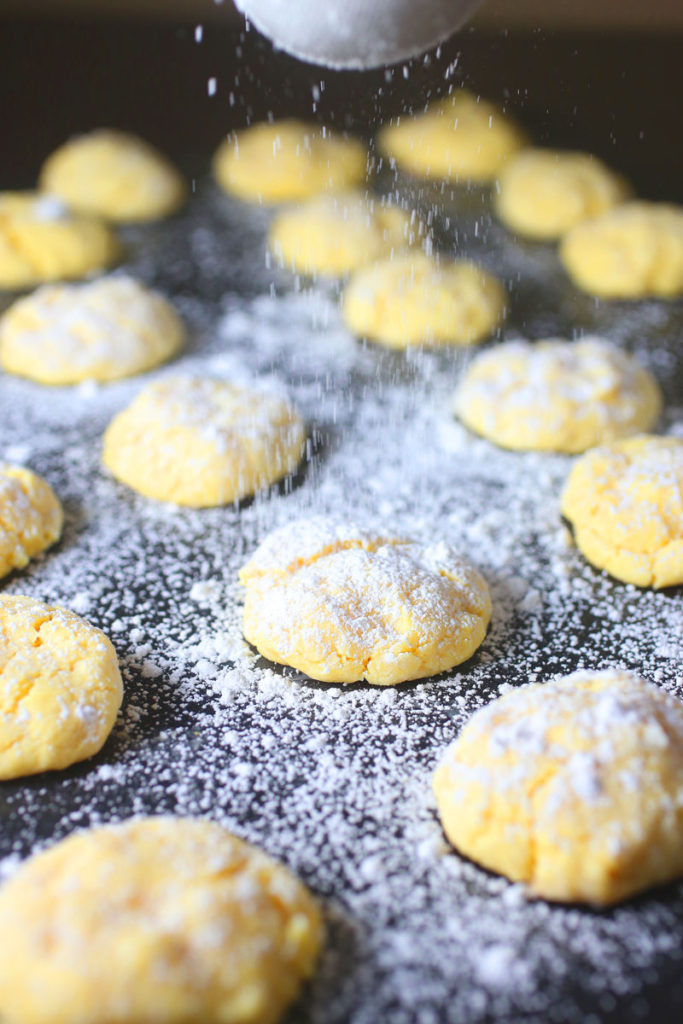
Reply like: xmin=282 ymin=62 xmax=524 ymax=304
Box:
xmin=40 ymin=129 xmax=186 ymax=222
xmin=342 ymin=252 xmax=506 ymax=348
xmin=103 ymin=376 xmax=306 ymax=507
xmin=434 ymin=668 xmax=683 ymax=905
xmin=0 ymin=464 xmax=63 ymax=579
xmin=559 ymin=201 xmax=683 ymax=298
xmin=213 ymin=119 xmax=367 ymax=203
xmin=0 ymin=193 xmax=119 ymax=290
xmin=454 ymin=337 xmax=661 ymax=453
xmin=377 ymin=89 xmax=526 ymax=184
xmin=0 ymin=276 xmax=184 ymax=385
xmin=0 ymin=594 xmax=122 ymax=779
xmin=495 ymin=149 xmax=629 ymax=240
xmin=268 ymin=191 xmax=423 ymax=278
xmin=0 ymin=816 xmax=322 ymax=1024
xmin=239 ymin=517 xmax=491 ymax=685
xmin=560 ymin=434 xmax=683 ymax=588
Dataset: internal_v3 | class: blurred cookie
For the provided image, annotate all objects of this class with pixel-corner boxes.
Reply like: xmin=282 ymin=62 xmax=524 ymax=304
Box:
xmin=560 ymin=201 xmax=683 ymax=298
xmin=239 ymin=517 xmax=491 ymax=685
xmin=40 ymin=129 xmax=186 ymax=222
xmin=342 ymin=252 xmax=506 ymax=348
xmin=213 ymin=119 xmax=367 ymax=203
xmin=0 ymin=276 xmax=183 ymax=385
xmin=0 ymin=463 xmax=62 ymax=579
xmin=495 ymin=149 xmax=629 ymax=240
xmin=561 ymin=434 xmax=683 ymax=588
xmin=434 ymin=668 xmax=683 ymax=905
xmin=377 ymin=89 xmax=526 ymax=184
xmin=0 ymin=594 xmax=122 ymax=779
xmin=455 ymin=337 xmax=661 ymax=453
xmin=103 ymin=376 xmax=305 ymax=507
xmin=268 ymin=191 xmax=423 ymax=277
xmin=0 ymin=193 xmax=119 ymax=290
xmin=0 ymin=817 xmax=322 ymax=1024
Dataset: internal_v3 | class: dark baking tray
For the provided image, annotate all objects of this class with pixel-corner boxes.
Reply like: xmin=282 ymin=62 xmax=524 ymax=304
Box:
xmin=1 ymin=175 xmax=682 ymax=1024
xmin=2 ymin=16 xmax=683 ymax=1024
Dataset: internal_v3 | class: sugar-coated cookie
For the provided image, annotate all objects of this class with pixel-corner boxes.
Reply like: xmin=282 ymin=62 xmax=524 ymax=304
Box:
xmin=0 ymin=464 xmax=63 ymax=579
xmin=213 ymin=119 xmax=367 ymax=204
xmin=560 ymin=201 xmax=683 ymax=298
xmin=377 ymin=89 xmax=526 ymax=184
xmin=455 ymin=337 xmax=661 ymax=453
xmin=495 ymin=149 xmax=629 ymax=240
xmin=0 ymin=817 xmax=322 ymax=1024
xmin=239 ymin=517 xmax=491 ymax=685
xmin=40 ymin=129 xmax=186 ymax=222
xmin=561 ymin=435 xmax=683 ymax=588
xmin=0 ymin=276 xmax=184 ymax=385
xmin=0 ymin=193 xmax=119 ymax=290
xmin=434 ymin=669 xmax=683 ymax=905
xmin=0 ymin=594 xmax=122 ymax=779
xmin=268 ymin=191 xmax=423 ymax=278
xmin=342 ymin=252 xmax=506 ymax=348
xmin=103 ymin=376 xmax=306 ymax=507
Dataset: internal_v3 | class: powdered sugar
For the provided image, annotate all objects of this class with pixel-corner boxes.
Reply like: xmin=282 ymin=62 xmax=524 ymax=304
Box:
xmin=0 ymin=275 xmax=182 ymax=382
xmin=0 ymin=181 xmax=682 ymax=1021
xmin=454 ymin=336 xmax=660 ymax=444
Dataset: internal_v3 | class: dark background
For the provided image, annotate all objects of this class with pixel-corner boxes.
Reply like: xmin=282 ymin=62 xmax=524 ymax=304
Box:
xmin=2 ymin=12 xmax=682 ymax=203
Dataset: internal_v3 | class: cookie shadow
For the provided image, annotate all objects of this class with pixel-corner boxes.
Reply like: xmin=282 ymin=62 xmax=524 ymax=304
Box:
xmin=283 ymin=899 xmax=366 ymax=1024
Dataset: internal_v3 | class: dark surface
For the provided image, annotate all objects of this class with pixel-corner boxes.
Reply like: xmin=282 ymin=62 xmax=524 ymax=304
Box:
xmin=0 ymin=178 xmax=681 ymax=1023
xmin=2 ymin=15 xmax=683 ymax=203
xmin=2 ymin=15 xmax=683 ymax=1024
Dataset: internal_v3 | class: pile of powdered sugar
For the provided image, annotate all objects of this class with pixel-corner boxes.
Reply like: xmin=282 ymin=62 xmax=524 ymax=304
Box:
xmin=0 ymin=180 xmax=682 ymax=1022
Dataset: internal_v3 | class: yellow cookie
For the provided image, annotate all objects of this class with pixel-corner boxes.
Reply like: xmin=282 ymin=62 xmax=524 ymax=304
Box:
xmin=0 ymin=276 xmax=184 ymax=385
xmin=0 ymin=463 xmax=63 ymax=579
xmin=0 ymin=193 xmax=119 ymax=291
xmin=40 ymin=129 xmax=186 ymax=222
xmin=434 ymin=669 xmax=683 ymax=906
xmin=268 ymin=191 xmax=424 ymax=278
xmin=495 ymin=149 xmax=629 ymax=240
xmin=455 ymin=337 xmax=661 ymax=453
xmin=560 ymin=435 xmax=683 ymax=588
xmin=0 ymin=594 xmax=122 ymax=779
xmin=239 ymin=517 xmax=491 ymax=685
xmin=342 ymin=252 xmax=506 ymax=348
xmin=213 ymin=119 xmax=367 ymax=204
xmin=103 ymin=376 xmax=306 ymax=507
xmin=560 ymin=201 xmax=683 ymax=298
xmin=377 ymin=89 xmax=526 ymax=184
xmin=0 ymin=816 xmax=322 ymax=1024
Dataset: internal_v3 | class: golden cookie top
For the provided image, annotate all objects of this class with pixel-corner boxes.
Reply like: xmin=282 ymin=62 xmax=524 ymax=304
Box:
xmin=495 ymin=148 xmax=630 ymax=239
xmin=0 ymin=192 xmax=119 ymax=290
xmin=561 ymin=434 xmax=683 ymax=588
xmin=102 ymin=376 xmax=306 ymax=507
xmin=268 ymin=190 xmax=423 ymax=277
xmin=213 ymin=119 xmax=367 ymax=203
xmin=343 ymin=251 xmax=506 ymax=347
xmin=40 ymin=129 xmax=186 ymax=222
xmin=240 ymin=517 xmax=491 ymax=685
xmin=0 ymin=275 xmax=183 ymax=384
xmin=0 ymin=594 xmax=122 ymax=779
xmin=434 ymin=669 xmax=683 ymax=904
xmin=0 ymin=817 xmax=322 ymax=1024
xmin=560 ymin=200 xmax=683 ymax=298
xmin=454 ymin=337 xmax=661 ymax=452
xmin=377 ymin=89 xmax=526 ymax=183
xmin=0 ymin=463 xmax=63 ymax=579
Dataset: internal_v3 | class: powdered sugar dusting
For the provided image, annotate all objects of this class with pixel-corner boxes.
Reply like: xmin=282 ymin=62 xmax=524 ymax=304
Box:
xmin=0 ymin=181 xmax=682 ymax=1021
xmin=455 ymin=336 xmax=660 ymax=445
xmin=0 ymin=275 xmax=182 ymax=382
